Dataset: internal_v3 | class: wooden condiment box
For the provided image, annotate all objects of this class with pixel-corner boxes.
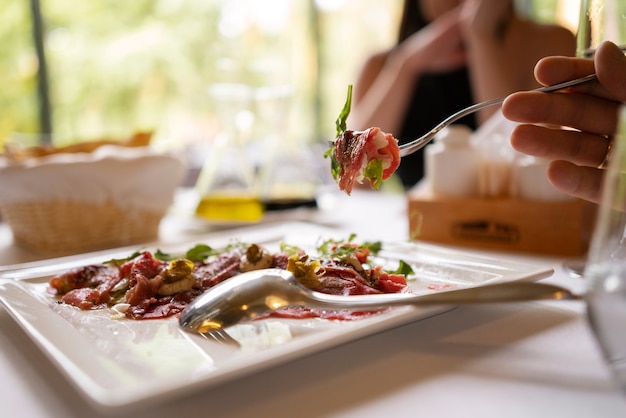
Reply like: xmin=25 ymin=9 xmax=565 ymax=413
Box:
xmin=407 ymin=191 xmax=598 ymax=256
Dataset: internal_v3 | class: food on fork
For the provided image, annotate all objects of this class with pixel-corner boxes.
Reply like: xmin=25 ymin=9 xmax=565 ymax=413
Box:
xmin=48 ymin=236 xmax=412 ymax=321
xmin=326 ymin=86 xmax=401 ymax=195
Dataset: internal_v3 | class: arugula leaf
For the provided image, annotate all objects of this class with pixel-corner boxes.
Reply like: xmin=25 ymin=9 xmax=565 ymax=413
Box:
xmin=335 ymin=85 xmax=353 ymax=137
xmin=104 ymin=242 xmax=233 ymax=267
xmin=387 ymin=260 xmax=414 ymax=276
xmin=104 ymin=251 xmax=142 ymax=266
xmin=147 ymin=246 xmax=214 ymax=262
xmin=325 ymin=85 xmax=353 ymax=179
xmin=316 ymin=235 xmax=382 ymax=262
xmin=364 ymin=158 xmax=384 ymax=189
xmin=279 ymin=242 xmax=304 ymax=256
xmin=362 ymin=240 xmax=382 ymax=254
xmin=154 ymin=249 xmax=173 ymax=261
xmin=185 ymin=244 xmax=216 ymax=262
xmin=324 ymin=146 xmax=341 ymax=180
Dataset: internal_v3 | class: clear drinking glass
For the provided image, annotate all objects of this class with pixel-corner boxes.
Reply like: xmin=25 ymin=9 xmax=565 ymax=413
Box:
xmin=564 ymin=0 xmax=626 ymax=277
xmin=577 ymin=0 xmax=626 ymax=58
xmin=584 ymin=105 xmax=626 ymax=395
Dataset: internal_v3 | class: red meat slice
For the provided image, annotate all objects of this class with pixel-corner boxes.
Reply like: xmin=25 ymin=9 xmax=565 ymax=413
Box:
xmin=333 ymin=127 xmax=400 ymax=194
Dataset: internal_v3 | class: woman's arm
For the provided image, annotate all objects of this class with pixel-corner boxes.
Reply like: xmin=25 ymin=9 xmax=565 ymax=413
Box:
xmin=461 ymin=0 xmax=576 ymax=124
xmin=349 ymin=7 xmax=465 ymax=134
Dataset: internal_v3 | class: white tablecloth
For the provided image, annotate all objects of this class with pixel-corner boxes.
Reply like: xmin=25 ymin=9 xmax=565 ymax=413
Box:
xmin=1 ymin=189 xmax=625 ymax=418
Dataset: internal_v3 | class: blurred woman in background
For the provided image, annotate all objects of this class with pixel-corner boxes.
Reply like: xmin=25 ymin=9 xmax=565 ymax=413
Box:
xmin=348 ymin=0 xmax=576 ymax=189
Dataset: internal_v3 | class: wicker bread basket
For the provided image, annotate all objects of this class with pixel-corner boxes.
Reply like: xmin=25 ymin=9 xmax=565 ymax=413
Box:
xmin=0 ymin=201 xmax=164 ymax=254
xmin=0 ymin=145 xmax=186 ymax=256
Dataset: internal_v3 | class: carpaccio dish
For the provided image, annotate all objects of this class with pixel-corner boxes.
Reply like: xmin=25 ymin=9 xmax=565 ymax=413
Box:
xmin=326 ymin=85 xmax=401 ymax=195
xmin=48 ymin=237 xmax=413 ymax=322
xmin=331 ymin=127 xmax=401 ymax=195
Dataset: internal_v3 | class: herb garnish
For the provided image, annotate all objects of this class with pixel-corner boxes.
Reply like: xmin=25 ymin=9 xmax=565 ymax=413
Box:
xmin=104 ymin=251 xmax=142 ymax=266
xmin=324 ymin=85 xmax=353 ymax=181
xmin=104 ymin=244 xmax=218 ymax=265
xmin=389 ymin=259 xmax=414 ymax=276
xmin=335 ymin=85 xmax=352 ymax=137
xmin=317 ymin=234 xmax=381 ymax=262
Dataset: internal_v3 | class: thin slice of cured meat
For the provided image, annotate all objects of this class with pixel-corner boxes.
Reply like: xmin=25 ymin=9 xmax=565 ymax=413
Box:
xmin=49 ymin=264 xmax=118 ymax=295
xmin=333 ymin=127 xmax=400 ymax=195
xmin=262 ymin=306 xmax=388 ymax=321
xmin=48 ymin=241 xmax=409 ymax=322
xmin=314 ymin=264 xmax=382 ymax=296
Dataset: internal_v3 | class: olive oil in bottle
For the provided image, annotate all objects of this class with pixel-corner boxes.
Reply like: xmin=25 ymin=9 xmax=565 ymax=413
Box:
xmin=195 ymin=192 xmax=264 ymax=222
xmin=194 ymin=113 xmax=263 ymax=223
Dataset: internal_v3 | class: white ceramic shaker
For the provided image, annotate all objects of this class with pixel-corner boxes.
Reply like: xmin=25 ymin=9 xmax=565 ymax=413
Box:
xmin=425 ymin=125 xmax=480 ymax=197
xmin=510 ymin=155 xmax=575 ymax=201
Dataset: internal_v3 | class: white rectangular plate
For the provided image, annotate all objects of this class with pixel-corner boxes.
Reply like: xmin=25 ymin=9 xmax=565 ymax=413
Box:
xmin=0 ymin=222 xmax=553 ymax=413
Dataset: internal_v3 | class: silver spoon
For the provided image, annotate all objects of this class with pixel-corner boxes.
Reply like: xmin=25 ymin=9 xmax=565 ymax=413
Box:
xmin=179 ymin=268 xmax=579 ymax=333
xmin=397 ymin=73 xmax=597 ymax=157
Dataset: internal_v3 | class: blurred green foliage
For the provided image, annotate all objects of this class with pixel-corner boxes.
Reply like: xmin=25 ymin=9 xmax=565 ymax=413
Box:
xmin=0 ymin=0 xmax=576 ymax=152
xmin=1 ymin=0 xmax=320 ymax=149
xmin=0 ymin=1 xmax=39 ymax=143
xmin=1 ymin=0 xmax=405 ymax=151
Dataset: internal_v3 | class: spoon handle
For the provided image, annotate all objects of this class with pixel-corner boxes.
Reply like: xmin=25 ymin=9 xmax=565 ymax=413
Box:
xmin=306 ymin=281 xmax=579 ymax=310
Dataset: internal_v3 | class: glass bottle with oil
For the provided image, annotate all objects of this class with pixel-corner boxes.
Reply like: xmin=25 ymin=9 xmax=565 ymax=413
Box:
xmin=194 ymin=84 xmax=264 ymax=222
xmin=255 ymin=85 xmax=320 ymax=211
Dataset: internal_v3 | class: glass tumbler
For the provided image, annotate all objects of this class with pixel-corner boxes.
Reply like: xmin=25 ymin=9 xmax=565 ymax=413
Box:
xmin=563 ymin=0 xmax=626 ymax=277
xmin=584 ymin=105 xmax=626 ymax=395
xmin=577 ymin=0 xmax=626 ymax=58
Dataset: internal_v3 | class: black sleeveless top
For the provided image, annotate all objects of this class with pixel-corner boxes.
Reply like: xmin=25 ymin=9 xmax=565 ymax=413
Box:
xmin=395 ymin=68 xmax=477 ymax=189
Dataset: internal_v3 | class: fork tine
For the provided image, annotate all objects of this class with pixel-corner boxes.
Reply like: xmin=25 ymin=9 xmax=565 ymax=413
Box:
xmin=200 ymin=328 xmax=241 ymax=347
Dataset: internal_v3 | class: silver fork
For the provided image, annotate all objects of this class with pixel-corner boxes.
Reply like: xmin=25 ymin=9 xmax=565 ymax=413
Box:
xmin=398 ymin=73 xmax=598 ymax=157
xmin=199 ymin=328 xmax=241 ymax=347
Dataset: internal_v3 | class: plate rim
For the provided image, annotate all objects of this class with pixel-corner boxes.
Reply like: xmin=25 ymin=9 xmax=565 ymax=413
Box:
xmin=0 ymin=221 xmax=554 ymax=412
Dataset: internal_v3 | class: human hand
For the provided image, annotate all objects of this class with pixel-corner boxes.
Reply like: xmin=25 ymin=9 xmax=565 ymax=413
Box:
xmin=502 ymin=41 xmax=626 ymax=203
xmin=459 ymin=0 xmax=513 ymax=40
xmin=395 ymin=6 xmax=466 ymax=74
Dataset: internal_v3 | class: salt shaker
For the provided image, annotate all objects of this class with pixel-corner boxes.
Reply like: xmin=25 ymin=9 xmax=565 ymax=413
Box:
xmin=510 ymin=155 xmax=574 ymax=201
xmin=425 ymin=125 xmax=479 ymax=197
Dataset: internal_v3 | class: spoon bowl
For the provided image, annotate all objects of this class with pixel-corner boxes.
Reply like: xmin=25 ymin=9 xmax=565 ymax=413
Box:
xmin=179 ymin=268 xmax=579 ymax=333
